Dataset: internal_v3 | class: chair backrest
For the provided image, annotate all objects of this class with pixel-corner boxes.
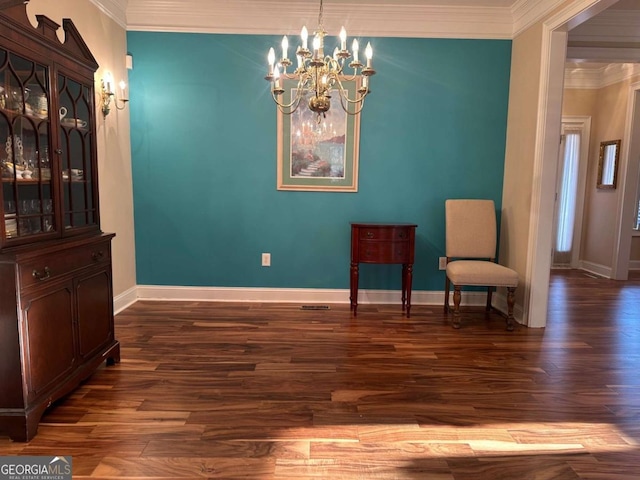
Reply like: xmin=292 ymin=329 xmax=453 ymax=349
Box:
xmin=445 ymin=199 xmax=497 ymax=259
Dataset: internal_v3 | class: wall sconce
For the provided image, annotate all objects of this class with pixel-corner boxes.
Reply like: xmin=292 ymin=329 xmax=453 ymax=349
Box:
xmin=100 ymin=75 xmax=128 ymax=117
xmin=100 ymin=55 xmax=133 ymax=117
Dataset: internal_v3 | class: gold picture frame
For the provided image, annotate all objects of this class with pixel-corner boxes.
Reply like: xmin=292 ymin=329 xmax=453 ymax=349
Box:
xmin=276 ymin=79 xmax=360 ymax=192
xmin=597 ymin=139 xmax=621 ymax=189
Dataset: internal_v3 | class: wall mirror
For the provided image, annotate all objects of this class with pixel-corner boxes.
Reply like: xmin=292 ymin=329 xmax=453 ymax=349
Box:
xmin=597 ymin=139 xmax=621 ymax=189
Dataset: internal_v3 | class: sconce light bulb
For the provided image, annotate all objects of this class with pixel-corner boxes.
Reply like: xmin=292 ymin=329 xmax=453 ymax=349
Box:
xmin=118 ymin=80 xmax=128 ymax=102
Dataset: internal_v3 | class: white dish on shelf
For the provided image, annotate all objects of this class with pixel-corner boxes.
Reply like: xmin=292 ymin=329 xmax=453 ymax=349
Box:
xmin=61 ymin=118 xmax=87 ymax=128
xmin=5 ymin=218 xmax=17 ymax=237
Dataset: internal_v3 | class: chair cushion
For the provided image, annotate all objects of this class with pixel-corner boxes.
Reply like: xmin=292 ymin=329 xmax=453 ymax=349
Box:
xmin=446 ymin=260 xmax=518 ymax=287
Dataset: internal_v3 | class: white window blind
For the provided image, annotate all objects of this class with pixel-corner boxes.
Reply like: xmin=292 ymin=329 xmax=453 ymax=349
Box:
xmin=556 ymin=131 xmax=580 ymax=253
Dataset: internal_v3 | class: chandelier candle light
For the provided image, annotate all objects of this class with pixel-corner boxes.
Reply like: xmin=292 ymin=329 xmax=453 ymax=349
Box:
xmin=264 ymin=0 xmax=375 ymax=121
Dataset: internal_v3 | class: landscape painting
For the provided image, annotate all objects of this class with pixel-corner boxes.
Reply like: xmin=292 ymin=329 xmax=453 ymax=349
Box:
xmin=277 ymin=79 xmax=360 ymax=192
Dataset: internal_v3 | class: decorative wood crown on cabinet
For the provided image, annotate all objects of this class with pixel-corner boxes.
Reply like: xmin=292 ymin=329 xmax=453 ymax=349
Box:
xmin=0 ymin=1 xmax=120 ymax=442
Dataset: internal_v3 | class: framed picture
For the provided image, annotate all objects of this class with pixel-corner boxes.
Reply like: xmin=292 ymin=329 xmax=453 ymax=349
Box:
xmin=596 ymin=139 xmax=621 ymax=189
xmin=277 ymin=79 xmax=361 ymax=192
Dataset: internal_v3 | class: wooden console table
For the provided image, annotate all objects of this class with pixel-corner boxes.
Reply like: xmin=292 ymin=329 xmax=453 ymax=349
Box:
xmin=350 ymin=222 xmax=417 ymax=317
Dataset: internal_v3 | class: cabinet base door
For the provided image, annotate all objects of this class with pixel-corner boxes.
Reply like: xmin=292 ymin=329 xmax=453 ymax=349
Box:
xmin=22 ymin=284 xmax=76 ymax=401
xmin=77 ymin=269 xmax=114 ymax=360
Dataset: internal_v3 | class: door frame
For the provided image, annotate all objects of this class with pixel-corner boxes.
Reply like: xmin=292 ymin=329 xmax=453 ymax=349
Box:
xmin=525 ymin=0 xmax=618 ymax=328
xmin=611 ymin=81 xmax=640 ymax=279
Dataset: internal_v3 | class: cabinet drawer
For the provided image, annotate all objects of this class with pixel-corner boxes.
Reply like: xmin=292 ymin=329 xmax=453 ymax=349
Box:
xmin=19 ymin=242 xmax=110 ymax=289
xmin=359 ymin=227 xmax=412 ymax=241
xmin=359 ymin=241 xmax=409 ymax=263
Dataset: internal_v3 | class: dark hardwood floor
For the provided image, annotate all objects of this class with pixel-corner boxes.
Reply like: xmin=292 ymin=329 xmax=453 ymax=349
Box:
xmin=1 ymin=269 xmax=639 ymax=479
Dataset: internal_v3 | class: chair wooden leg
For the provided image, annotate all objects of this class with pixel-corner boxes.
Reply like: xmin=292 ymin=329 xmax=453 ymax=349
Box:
xmin=506 ymin=286 xmax=516 ymax=331
xmin=444 ymin=276 xmax=450 ymax=313
xmin=452 ymin=285 xmax=462 ymax=329
xmin=486 ymin=286 xmax=493 ymax=312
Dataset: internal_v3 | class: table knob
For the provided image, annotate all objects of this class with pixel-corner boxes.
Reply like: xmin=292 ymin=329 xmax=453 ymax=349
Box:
xmin=366 ymin=231 xmax=374 ymax=238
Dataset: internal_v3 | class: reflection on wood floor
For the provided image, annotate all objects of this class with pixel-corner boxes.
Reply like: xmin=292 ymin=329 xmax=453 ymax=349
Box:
xmin=1 ymin=269 xmax=639 ymax=479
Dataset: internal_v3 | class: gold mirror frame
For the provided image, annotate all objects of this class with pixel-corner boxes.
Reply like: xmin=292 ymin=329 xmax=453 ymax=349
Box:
xmin=597 ymin=139 xmax=621 ymax=189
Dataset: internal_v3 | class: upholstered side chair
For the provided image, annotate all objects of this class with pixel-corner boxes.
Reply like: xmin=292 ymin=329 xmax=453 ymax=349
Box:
xmin=444 ymin=199 xmax=518 ymax=331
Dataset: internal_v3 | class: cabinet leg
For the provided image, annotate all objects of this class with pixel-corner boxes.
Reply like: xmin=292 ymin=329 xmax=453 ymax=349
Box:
xmin=106 ymin=341 xmax=121 ymax=365
xmin=0 ymin=409 xmax=43 ymax=442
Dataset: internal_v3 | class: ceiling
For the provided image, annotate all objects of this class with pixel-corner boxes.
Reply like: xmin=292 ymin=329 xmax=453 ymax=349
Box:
xmin=91 ymin=0 xmax=640 ymax=47
xmin=567 ymin=0 xmax=640 ymax=63
xmin=564 ymin=0 xmax=640 ymax=87
xmin=88 ymin=0 xmax=640 ymax=86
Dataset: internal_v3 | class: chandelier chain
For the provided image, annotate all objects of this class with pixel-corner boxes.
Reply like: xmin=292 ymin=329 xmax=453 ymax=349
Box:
xmin=264 ymin=0 xmax=376 ymax=119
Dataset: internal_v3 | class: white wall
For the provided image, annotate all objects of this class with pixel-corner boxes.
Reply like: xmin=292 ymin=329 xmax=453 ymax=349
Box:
xmin=26 ymin=0 xmax=136 ymax=302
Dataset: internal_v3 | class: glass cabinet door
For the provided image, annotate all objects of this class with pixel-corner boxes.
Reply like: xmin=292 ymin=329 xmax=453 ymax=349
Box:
xmin=1 ymin=48 xmax=55 ymax=241
xmin=58 ymin=73 xmax=96 ymax=231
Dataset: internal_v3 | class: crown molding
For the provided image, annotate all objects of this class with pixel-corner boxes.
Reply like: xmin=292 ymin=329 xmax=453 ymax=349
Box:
xmin=564 ymin=64 xmax=605 ymax=89
xmin=125 ymin=1 xmax=514 ymax=39
xmin=564 ymin=63 xmax=640 ymax=89
xmin=512 ymin=0 xmax=566 ymax=37
xmin=89 ymin=0 xmax=128 ymax=29
xmin=90 ymin=0 xmax=610 ymax=42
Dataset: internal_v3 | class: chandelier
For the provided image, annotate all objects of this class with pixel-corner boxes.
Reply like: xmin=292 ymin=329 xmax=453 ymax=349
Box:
xmin=264 ymin=0 xmax=376 ymax=120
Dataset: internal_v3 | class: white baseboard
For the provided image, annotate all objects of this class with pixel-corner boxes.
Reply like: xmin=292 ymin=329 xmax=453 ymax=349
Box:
xmin=135 ymin=284 xmax=491 ymax=307
xmin=120 ymin=285 xmax=523 ymax=325
xmin=578 ymin=260 xmax=612 ymax=278
xmin=113 ymin=286 xmax=138 ymax=315
xmin=630 ymin=260 xmax=640 ymax=271
xmin=492 ymin=291 xmax=524 ymax=323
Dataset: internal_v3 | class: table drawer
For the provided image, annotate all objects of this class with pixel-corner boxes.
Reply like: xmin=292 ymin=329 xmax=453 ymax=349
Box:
xmin=19 ymin=241 xmax=110 ymax=289
xmin=359 ymin=226 xmax=412 ymax=241
xmin=359 ymin=240 xmax=409 ymax=263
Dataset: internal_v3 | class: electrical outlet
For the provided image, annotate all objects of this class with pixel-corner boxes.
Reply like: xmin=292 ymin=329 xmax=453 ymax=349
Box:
xmin=438 ymin=257 xmax=447 ymax=270
xmin=261 ymin=253 xmax=271 ymax=267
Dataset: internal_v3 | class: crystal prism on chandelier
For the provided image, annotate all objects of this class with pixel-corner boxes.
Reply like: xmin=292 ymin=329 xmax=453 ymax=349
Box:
xmin=264 ymin=0 xmax=376 ymax=121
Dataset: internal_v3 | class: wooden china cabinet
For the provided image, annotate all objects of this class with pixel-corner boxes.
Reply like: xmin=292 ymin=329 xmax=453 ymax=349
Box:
xmin=0 ymin=2 xmax=119 ymax=441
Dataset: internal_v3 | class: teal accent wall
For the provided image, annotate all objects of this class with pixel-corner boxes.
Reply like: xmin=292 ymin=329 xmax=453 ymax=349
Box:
xmin=127 ymin=32 xmax=511 ymax=291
